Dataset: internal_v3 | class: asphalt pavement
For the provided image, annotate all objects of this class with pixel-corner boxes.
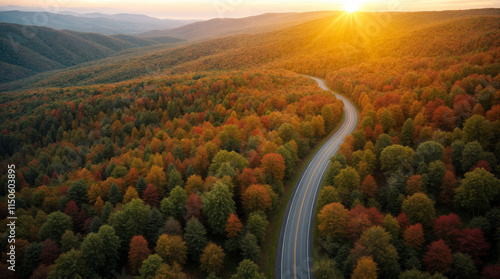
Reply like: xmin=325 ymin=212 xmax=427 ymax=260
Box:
xmin=276 ymin=76 xmax=358 ymax=279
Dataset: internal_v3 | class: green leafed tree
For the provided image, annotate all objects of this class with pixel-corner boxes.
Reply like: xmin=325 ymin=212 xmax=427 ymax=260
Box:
xmin=312 ymin=258 xmax=344 ymax=279
xmin=449 ymin=253 xmax=477 ymax=279
xmin=400 ymin=118 xmax=415 ymax=147
xmin=68 ymin=180 xmax=88 ymax=206
xmin=108 ymin=198 xmax=151 ymax=250
xmin=462 ymin=115 xmax=493 ymax=149
xmin=184 ymin=217 xmax=208 ymax=262
xmin=137 ymin=254 xmax=163 ymax=279
xmin=380 ymin=109 xmax=395 ymax=133
xmin=48 ymin=249 xmax=97 ymax=279
xmin=80 ymin=225 xmax=120 ymax=275
xmin=108 ymin=183 xmax=123 ymax=205
xmin=202 ymin=182 xmax=235 ymax=235
xmin=454 ymin=167 xmax=500 ymax=215
xmin=415 ymin=141 xmax=444 ymax=165
xmin=246 ymin=211 xmax=269 ymax=244
xmin=209 ymin=150 xmax=249 ymax=175
xmin=357 ymin=226 xmax=400 ymax=278
xmin=401 ymin=193 xmax=436 ymax=228
xmin=239 ymin=232 xmax=260 ymax=261
xmin=231 ymin=259 xmax=266 ymax=279
xmin=380 ymin=145 xmax=415 ymax=175
xmin=60 ymin=230 xmax=80 ymax=252
xmin=461 ymin=141 xmax=484 ymax=173
xmin=335 ymin=166 xmax=360 ymax=203
xmin=39 ymin=211 xmax=72 ymax=243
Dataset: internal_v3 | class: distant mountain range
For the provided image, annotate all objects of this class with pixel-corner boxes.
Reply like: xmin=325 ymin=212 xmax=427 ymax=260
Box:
xmin=1 ymin=8 xmax=499 ymax=90
xmin=138 ymin=11 xmax=336 ymax=40
xmin=2 ymin=9 xmax=499 ymax=91
xmin=0 ymin=10 xmax=197 ymax=35
xmin=0 ymin=23 xmax=183 ymax=83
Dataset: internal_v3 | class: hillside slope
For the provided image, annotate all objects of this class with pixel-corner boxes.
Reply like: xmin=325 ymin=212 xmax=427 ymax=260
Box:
xmin=0 ymin=11 xmax=196 ymax=34
xmin=2 ymin=9 xmax=499 ymax=90
xmin=139 ymin=11 xmax=336 ymax=40
xmin=0 ymin=23 xmax=183 ymax=84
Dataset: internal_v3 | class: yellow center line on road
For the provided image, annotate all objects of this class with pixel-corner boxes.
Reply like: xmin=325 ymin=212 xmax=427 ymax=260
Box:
xmin=293 ymin=103 xmax=354 ymax=279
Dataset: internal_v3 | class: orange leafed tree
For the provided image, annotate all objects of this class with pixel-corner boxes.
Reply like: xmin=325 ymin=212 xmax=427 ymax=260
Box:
xmin=242 ymin=184 xmax=272 ymax=213
xmin=361 ymin=175 xmax=377 ymax=199
xmin=318 ymin=202 xmax=349 ymax=240
xmin=261 ymin=153 xmax=285 ymax=184
xmin=352 ymin=256 xmax=378 ymax=279
xmin=225 ymin=213 xmax=243 ymax=238
xmin=123 ymin=186 xmax=139 ymax=203
xmin=403 ymin=223 xmax=425 ymax=250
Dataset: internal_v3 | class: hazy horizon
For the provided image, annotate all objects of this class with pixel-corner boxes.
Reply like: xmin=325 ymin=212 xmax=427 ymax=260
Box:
xmin=1 ymin=0 xmax=499 ymax=20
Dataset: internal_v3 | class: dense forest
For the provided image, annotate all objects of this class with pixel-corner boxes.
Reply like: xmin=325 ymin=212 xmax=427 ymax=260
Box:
xmin=313 ymin=17 xmax=500 ymax=279
xmin=0 ymin=71 xmax=343 ymax=278
xmin=0 ymin=8 xmax=499 ymax=279
xmin=0 ymin=23 xmax=183 ymax=84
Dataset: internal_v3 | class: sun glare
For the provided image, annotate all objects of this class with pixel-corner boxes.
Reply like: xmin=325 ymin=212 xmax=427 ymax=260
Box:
xmin=344 ymin=0 xmax=362 ymax=13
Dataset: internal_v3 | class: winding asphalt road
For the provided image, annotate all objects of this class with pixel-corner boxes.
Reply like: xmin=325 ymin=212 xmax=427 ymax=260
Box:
xmin=276 ymin=76 xmax=358 ymax=279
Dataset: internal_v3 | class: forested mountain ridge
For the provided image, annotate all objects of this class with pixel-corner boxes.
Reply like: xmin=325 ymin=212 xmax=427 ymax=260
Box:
xmin=137 ymin=8 xmax=500 ymax=41
xmin=0 ymin=23 xmax=183 ymax=84
xmin=0 ymin=10 xmax=197 ymax=35
xmin=138 ymin=11 xmax=336 ymax=40
xmin=2 ymin=10 xmax=498 ymax=91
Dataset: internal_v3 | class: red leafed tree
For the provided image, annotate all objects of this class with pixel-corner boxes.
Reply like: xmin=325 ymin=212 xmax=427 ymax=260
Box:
xmin=59 ymin=185 xmax=69 ymax=196
xmin=433 ymin=213 xmax=463 ymax=249
xmin=396 ymin=212 xmax=410 ymax=231
xmin=439 ymin=171 xmax=457 ymax=206
xmin=361 ymin=175 xmax=377 ymax=199
xmin=42 ymin=175 xmax=51 ymax=186
xmin=458 ymin=228 xmax=490 ymax=265
xmin=225 ymin=213 xmax=242 ymax=238
xmin=481 ymin=265 xmax=500 ymax=279
xmin=64 ymin=200 xmax=80 ymax=225
xmin=186 ymin=193 xmax=202 ymax=221
xmin=142 ymin=184 xmax=160 ymax=208
xmin=403 ymin=223 xmax=424 ymax=250
xmin=128 ymin=235 xmax=151 ymax=275
xmin=38 ymin=238 xmax=61 ymax=266
xmin=236 ymin=168 xmax=258 ymax=196
xmin=425 ymin=99 xmax=446 ymax=120
xmin=76 ymin=208 xmax=89 ymax=232
xmin=423 ymin=240 xmax=453 ymax=274
xmin=470 ymin=160 xmax=493 ymax=172
xmin=453 ymin=94 xmax=475 ymax=122
xmin=248 ymin=150 xmax=262 ymax=168
xmin=261 ymin=153 xmax=285 ymax=184
xmin=372 ymin=124 xmax=384 ymax=141
xmin=346 ymin=205 xmax=384 ymax=242
xmin=242 ymin=184 xmax=272 ymax=213
xmin=485 ymin=105 xmax=500 ymax=121
xmin=432 ymin=105 xmax=457 ymax=130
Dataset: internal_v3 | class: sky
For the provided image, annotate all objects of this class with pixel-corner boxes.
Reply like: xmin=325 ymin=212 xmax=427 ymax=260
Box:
xmin=0 ymin=0 xmax=499 ymax=19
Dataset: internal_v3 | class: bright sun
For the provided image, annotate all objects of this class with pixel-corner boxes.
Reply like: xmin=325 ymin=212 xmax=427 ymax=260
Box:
xmin=344 ymin=0 xmax=362 ymax=13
